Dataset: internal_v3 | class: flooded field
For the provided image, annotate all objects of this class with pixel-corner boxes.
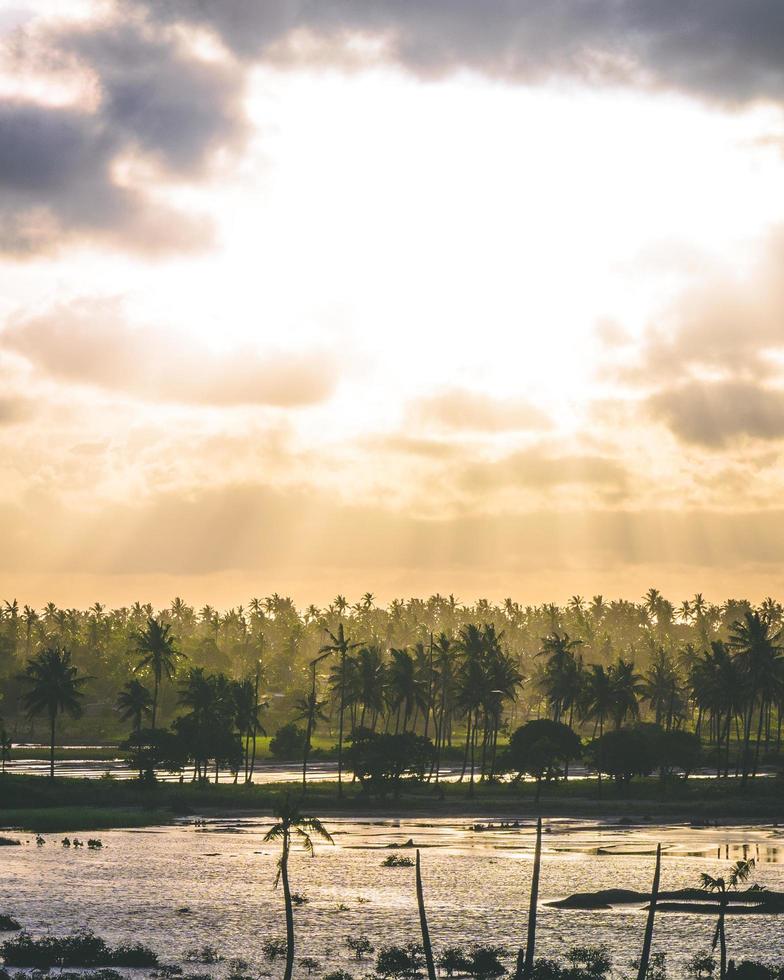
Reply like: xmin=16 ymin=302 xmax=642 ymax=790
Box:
xmin=3 ymin=816 xmax=784 ymax=976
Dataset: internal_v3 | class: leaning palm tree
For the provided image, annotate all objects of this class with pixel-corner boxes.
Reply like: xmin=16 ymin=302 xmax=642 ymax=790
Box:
xmin=700 ymin=859 xmax=756 ymax=980
xmin=319 ymin=624 xmax=360 ymax=797
xmin=135 ymin=618 xmax=181 ymax=728
xmin=21 ymin=646 xmax=86 ymax=779
xmin=637 ymin=844 xmax=662 ymax=980
xmin=263 ymin=796 xmax=334 ymax=980
xmin=516 ymin=816 xmax=543 ymax=980
xmin=415 ymin=850 xmax=437 ymax=980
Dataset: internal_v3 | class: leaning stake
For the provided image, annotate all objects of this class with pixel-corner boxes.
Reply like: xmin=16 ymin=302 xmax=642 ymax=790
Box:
xmin=519 ymin=816 xmax=542 ymax=980
xmin=416 ymin=850 xmax=438 ymax=980
xmin=637 ymin=843 xmax=662 ymax=980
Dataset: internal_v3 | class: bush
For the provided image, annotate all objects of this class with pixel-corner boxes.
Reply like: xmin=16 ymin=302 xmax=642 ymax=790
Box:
xmin=591 ymin=729 xmax=655 ymax=785
xmin=438 ymin=948 xmax=470 ymax=977
xmin=300 ymin=958 xmax=321 ymax=975
xmin=0 ymin=914 xmax=21 ymax=931
xmin=346 ymin=935 xmax=375 ymax=960
xmin=686 ymin=952 xmax=715 ymax=979
xmin=465 ymin=946 xmax=506 ymax=978
xmin=376 ymin=944 xmax=425 ymax=977
xmin=0 ymin=932 xmax=157 ymax=969
xmin=184 ymin=946 xmax=222 ymax=964
xmin=269 ymin=723 xmax=307 ymax=760
xmin=262 ymin=938 xmax=288 ymax=963
xmin=346 ymin=729 xmax=434 ymax=798
xmin=323 ymin=972 xmax=354 ymax=980
xmin=382 ymin=854 xmax=414 ymax=868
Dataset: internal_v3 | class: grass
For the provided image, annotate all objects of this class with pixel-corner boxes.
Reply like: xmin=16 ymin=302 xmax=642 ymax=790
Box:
xmin=1 ymin=770 xmax=784 ymax=829
xmin=0 ymin=805 xmax=175 ymax=832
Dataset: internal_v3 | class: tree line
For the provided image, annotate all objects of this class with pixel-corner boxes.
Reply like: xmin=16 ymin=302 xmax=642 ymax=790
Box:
xmin=2 ymin=593 xmax=782 ymax=787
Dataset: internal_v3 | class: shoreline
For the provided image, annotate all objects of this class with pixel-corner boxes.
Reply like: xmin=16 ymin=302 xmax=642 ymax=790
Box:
xmin=2 ymin=772 xmax=784 ymax=830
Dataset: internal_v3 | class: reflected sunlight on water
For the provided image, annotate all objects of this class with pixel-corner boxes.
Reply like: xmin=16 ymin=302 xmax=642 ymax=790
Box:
xmin=2 ymin=818 xmax=784 ymax=975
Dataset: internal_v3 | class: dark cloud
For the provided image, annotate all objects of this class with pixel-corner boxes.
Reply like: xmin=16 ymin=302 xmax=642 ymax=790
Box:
xmin=647 ymin=380 xmax=784 ymax=447
xmin=134 ymin=0 xmax=784 ymax=106
xmin=2 ymin=299 xmax=336 ymax=407
xmin=411 ymin=388 xmax=552 ymax=433
xmin=0 ymin=19 xmax=245 ymax=254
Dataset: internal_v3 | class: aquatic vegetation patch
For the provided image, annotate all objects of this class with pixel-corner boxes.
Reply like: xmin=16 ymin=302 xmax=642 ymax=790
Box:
xmin=381 ymin=854 xmax=414 ymax=867
xmin=0 ymin=931 xmax=158 ymax=968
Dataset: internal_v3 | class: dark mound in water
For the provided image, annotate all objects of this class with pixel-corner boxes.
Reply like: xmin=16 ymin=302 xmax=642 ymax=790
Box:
xmin=0 ymin=915 xmax=21 ymax=931
xmin=547 ymin=887 xmax=784 ymax=912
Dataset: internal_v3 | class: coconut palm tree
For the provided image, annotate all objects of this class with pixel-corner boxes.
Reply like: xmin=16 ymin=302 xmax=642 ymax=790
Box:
xmin=728 ymin=611 xmax=784 ymax=782
xmin=263 ymin=796 xmax=334 ymax=980
xmin=135 ymin=618 xmax=181 ymax=728
xmin=116 ymin=679 xmax=153 ymax=736
xmin=297 ymin=651 xmax=331 ymax=790
xmin=700 ymin=858 xmax=756 ymax=980
xmin=21 ymin=646 xmax=86 ymax=779
xmin=319 ymin=624 xmax=360 ymax=797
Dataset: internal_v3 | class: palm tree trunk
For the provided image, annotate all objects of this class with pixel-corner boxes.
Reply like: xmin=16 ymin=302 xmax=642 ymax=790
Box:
xmin=49 ymin=709 xmax=56 ymax=780
xmin=718 ymin=903 xmax=727 ymax=980
xmin=518 ymin=816 xmax=542 ymax=980
xmin=636 ymin=843 xmax=661 ymax=980
xmin=152 ymin=673 xmax=160 ymax=729
xmin=415 ymin=851 xmax=437 ymax=980
xmin=337 ymin=651 xmax=346 ymax=798
xmin=281 ymin=837 xmax=295 ymax=980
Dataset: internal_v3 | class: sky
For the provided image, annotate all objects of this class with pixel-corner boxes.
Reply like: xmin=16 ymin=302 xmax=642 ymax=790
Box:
xmin=1 ymin=0 xmax=784 ymax=608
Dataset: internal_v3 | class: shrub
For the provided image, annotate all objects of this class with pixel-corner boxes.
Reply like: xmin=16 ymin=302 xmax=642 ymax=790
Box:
xmin=300 ymin=958 xmax=321 ymax=975
xmin=686 ymin=952 xmax=716 ymax=979
xmin=323 ymin=972 xmax=354 ymax=980
xmin=0 ymin=915 xmax=21 ymax=931
xmin=376 ymin=944 xmax=424 ymax=977
xmin=262 ymin=938 xmax=288 ymax=963
xmin=565 ymin=946 xmax=612 ymax=979
xmin=438 ymin=948 xmax=470 ymax=977
xmin=184 ymin=946 xmax=222 ymax=965
xmin=346 ymin=935 xmax=375 ymax=960
xmin=465 ymin=946 xmax=506 ymax=978
xmin=269 ymin=723 xmax=307 ymax=760
xmin=382 ymin=854 xmax=414 ymax=867
xmin=0 ymin=932 xmax=157 ymax=969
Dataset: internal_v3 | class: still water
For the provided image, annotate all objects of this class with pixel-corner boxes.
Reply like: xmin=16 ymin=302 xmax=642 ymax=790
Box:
xmin=2 ymin=817 xmax=784 ymax=976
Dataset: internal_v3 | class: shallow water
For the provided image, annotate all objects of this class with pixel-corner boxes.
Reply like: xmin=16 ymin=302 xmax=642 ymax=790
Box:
xmin=2 ymin=817 xmax=784 ymax=977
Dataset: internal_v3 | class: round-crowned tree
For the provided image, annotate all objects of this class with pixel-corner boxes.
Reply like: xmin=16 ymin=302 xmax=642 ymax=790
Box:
xmin=505 ymin=720 xmax=582 ymax=801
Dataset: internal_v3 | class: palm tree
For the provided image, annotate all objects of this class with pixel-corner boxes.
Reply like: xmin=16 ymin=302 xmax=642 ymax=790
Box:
xmin=116 ymin=679 xmax=153 ymax=735
xmin=21 ymin=646 xmax=86 ymax=779
xmin=135 ymin=618 xmax=180 ymax=728
xmin=298 ymin=651 xmax=331 ymax=790
xmin=636 ymin=844 xmax=662 ymax=980
xmin=263 ymin=796 xmax=334 ymax=980
xmin=320 ymin=624 xmax=361 ymax=797
xmin=608 ymin=657 xmax=643 ymax=729
xmin=415 ymin=850 xmax=437 ymax=980
xmin=700 ymin=859 xmax=755 ymax=980
xmin=728 ymin=611 xmax=784 ymax=782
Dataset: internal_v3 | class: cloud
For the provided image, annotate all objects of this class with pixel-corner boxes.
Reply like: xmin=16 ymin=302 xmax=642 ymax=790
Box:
xmin=461 ymin=446 xmax=627 ymax=493
xmin=135 ymin=1 xmax=784 ymax=107
xmin=0 ymin=395 xmax=32 ymax=424
xmin=647 ymin=380 xmax=784 ymax=447
xmin=4 ymin=481 xmax=784 ymax=584
xmin=411 ymin=389 xmax=552 ymax=432
xmin=2 ymin=299 xmax=336 ymax=407
xmin=0 ymin=18 xmax=245 ymax=254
